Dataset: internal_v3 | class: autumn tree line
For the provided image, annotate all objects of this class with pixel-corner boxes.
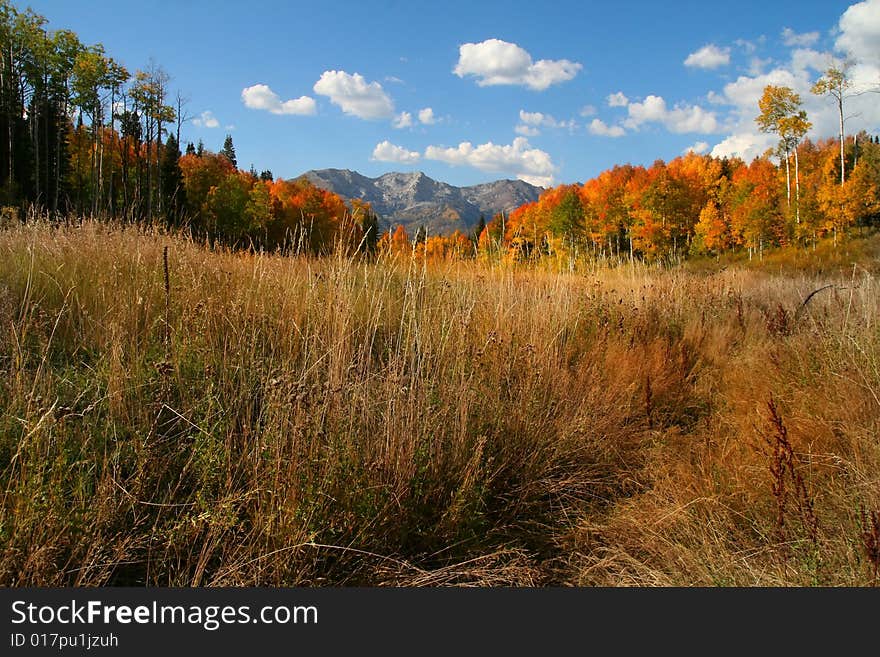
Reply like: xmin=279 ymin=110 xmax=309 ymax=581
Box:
xmin=1 ymin=1 xmax=173 ymax=220
xmin=2 ymin=1 xmax=878 ymax=261
xmin=483 ymin=75 xmax=880 ymax=262
xmin=0 ymin=1 xmax=384 ymax=254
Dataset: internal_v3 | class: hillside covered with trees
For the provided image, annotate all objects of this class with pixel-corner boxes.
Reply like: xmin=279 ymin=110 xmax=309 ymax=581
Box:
xmin=490 ymin=129 xmax=880 ymax=262
xmin=2 ymin=0 xmax=879 ymax=262
xmin=0 ymin=1 xmax=382 ymax=254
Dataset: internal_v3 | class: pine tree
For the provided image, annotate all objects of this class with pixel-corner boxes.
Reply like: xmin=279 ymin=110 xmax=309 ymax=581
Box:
xmin=220 ymin=134 xmax=237 ymax=168
xmin=185 ymin=141 xmax=195 ymax=156
xmin=472 ymin=214 xmax=486 ymax=243
xmin=359 ymin=202 xmax=379 ymax=254
xmin=160 ymin=133 xmax=184 ymax=226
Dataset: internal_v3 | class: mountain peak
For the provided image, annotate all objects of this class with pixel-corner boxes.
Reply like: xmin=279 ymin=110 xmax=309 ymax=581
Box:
xmin=302 ymin=169 xmax=542 ymax=235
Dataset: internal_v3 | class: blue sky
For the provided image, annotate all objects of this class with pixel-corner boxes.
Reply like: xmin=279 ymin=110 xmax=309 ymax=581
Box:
xmin=23 ymin=0 xmax=880 ymax=187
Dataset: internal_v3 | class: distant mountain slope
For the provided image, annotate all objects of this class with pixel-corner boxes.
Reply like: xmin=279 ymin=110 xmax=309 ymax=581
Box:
xmin=301 ymin=169 xmax=543 ymax=235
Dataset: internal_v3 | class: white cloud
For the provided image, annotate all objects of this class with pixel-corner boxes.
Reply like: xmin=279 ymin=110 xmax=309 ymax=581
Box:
xmin=712 ymin=59 xmax=828 ymax=149
xmin=684 ymin=44 xmax=731 ymax=70
xmin=665 ymin=105 xmax=722 ymax=133
xmin=519 ymin=110 xmax=545 ymax=126
xmin=393 ymin=108 xmax=439 ymax=128
xmin=836 ymin=0 xmax=880 ymax=60
xmin=424 ymin=136 xmax=556 ymax=187
xmin=607 ymin=92 xmax=629 ymax=107
xmin=241 ymin=84 xmax=317 ymax=116
xmin=710 ymin=132 xmax=776 ymax=161
xmin=705 ymin=2 xmax=880 ymax=165
xmin=720 ymin=69 xmax=799 ymax=112
xmin=708 ymin=67 xmax=808 ymax=161
xmin=735 ymin=38 xmax=757 ymax=54
xmin=515 ymin=124 xmax=540 ymax=136
xmin=624 ymin=94 xmax=721 ymax=134
xmin=453 ymin=39 xmax=581 ymax=91
xmin=684 ymin=141 xmax=710 ymax=154
xmin=392 ymin=112 xmax=414 ymax=129
xmin=626 ymin=95 xmax=667 ymax=124
xmin=711 ymin=35 xmax=868 ymax=161
xmin=791 ymin=48 xmax=830 ymax=74
xmin=781 ymin=27 xmax=820 ymax=48
xmin=515 ymin=109 xmax=576 ymax=136
xmin=748 ymin=57 xmax=773 ymax=76
xmin=517 ymin=109 xmax=576 ymax=131
xmin=835 ymin=0 xmax=880 ymax=102
xmin=385 ymin=76 xmax=404 ymax=84
xmin=579 ymin=104 xmax=597 ymax=117
xmin=588 ymin=118 xmax=625 ymax=138
xmin=193 ymin=110 xmax=220 ymax=128
xmin=313 ymin=70 xmax=394 ymax=120
xmin=372 ymin=140 xmax=421 ymax=164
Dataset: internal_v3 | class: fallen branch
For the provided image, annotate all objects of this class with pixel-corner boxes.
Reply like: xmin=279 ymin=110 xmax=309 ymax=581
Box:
xmin=794 ymin=284 xmax=835 ymax=321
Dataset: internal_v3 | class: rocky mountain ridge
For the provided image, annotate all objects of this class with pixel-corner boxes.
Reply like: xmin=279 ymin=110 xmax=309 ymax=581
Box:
xmin=301 ymin=168 xmax=543 ymax=235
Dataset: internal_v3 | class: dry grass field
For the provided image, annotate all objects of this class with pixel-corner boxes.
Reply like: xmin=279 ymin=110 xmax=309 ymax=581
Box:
xmin=1 ymin=220 xmax=879 ymax=586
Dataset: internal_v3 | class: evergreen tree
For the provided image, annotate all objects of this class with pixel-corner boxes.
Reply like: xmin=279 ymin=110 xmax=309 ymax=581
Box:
xmin=160 ymin=133 xmax=184 ymax=226
xmin=0 ymin=5 xmax=80 ymax=212
xmin=259 ymin=169 xmax=273 ymax=182
xmin=220 ymin=133 xmax=237 ymax=168
xmin=472 ymin=214 xmax=486 ymax=243
xmin=359 ymin=203 xmax=379 ymax=254
xmin=196 ymin=139 xmax=204 ymax=157
xmin=185 ymin=141 xmax=195 ymax=156
xmin=118 ymin=110 xmax=141 ymax=140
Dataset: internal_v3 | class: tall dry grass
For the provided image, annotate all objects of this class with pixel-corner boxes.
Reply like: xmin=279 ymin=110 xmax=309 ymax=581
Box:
xmin=1 ymin=220 xmax=878 ymax=585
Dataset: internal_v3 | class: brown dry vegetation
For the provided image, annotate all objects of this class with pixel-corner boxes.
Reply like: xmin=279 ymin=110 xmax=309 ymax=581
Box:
xmin=1 ymin=220 xmax=879 ymax=586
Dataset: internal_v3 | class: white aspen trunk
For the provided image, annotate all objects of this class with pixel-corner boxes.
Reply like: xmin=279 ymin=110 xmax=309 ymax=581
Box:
xmin=784 ymin=148 xmax=791 ymax=209
xmin=156 ymin=116 xmax=162 ymax=217
xmin=794 ymin=144 xmax=800 ymax=226
xmin=90 ymin=108 xmax=97 ymax=215
xmin=838 ymin=93 xmax=845 ymax=185
xmin=98 ymin=103 xmax=104 ymax=215
xmin=146 ymin=120 xmax=152 ymax=221
xmin=108 ymin=85 xmax=114 ymax=217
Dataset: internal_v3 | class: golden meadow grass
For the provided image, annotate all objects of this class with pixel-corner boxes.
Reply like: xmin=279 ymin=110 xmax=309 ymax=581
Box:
xmin=1 ymin=220 xmax=879 ymax=586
